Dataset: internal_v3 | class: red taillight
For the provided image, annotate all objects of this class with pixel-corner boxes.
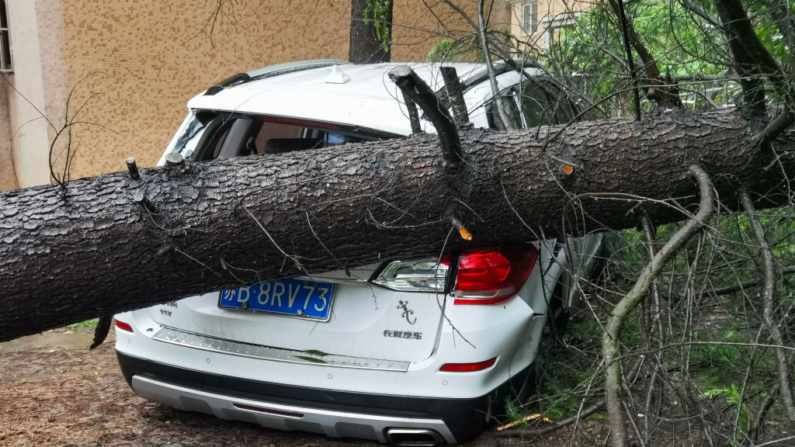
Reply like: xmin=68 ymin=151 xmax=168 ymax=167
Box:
xmin=456 ymin=251 xmax=512 ymax=291
xmin=115 ymin=320 xmax=133 ymax=333
xmin=453 ymin=247 xmax=537 ymax=305
xmin=440 ymin=357 xmax=497 ymax=372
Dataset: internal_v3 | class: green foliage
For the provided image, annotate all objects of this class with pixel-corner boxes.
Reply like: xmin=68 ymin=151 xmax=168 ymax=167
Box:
xmin=426 ymin=36 xmax=485 ymax=63
xmin=68 ymin=318 xmax=98 ymax=329
xmin=427 ymin=39 xmax=457 ymax=62
xmin=511 ymin=317 xmax=607 ymax=422
xmin=704 ymin=384 xmax=750 ymax=439
xmin=363 ymin=0 xmax=392 ymax=52
xmin=504 ymin=400 xmax=532 ymax=429
xmin=547 ymin=0 xmax=750 ymax=112
xmin=426 ymin=26 xmax=511 ymax=63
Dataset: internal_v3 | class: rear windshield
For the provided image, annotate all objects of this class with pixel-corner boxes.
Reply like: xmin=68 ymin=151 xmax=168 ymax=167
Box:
xmin=173 ymin=112 xmax=393 ymax=161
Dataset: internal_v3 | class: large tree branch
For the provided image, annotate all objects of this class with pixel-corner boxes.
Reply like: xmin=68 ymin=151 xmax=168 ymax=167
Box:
xmin=1 ymin=109 xmax=794 ymax=342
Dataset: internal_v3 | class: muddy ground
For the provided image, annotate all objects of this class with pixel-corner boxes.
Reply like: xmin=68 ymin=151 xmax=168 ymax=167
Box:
xmin=0 ymin=329 xmax=603 ymax=447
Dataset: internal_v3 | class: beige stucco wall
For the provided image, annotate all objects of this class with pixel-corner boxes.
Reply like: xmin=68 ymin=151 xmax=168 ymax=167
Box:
xmin=0 ymin=0 xmax=511 ymax=189
xmin=59 ymin=0 xmax=353 ymax=180
xmin=392 ymin=0 xmax=511 ymax=61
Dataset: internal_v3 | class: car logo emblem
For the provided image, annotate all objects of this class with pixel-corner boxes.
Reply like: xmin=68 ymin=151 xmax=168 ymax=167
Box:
xmin=397 ymin=300 xmax=416 ymax=325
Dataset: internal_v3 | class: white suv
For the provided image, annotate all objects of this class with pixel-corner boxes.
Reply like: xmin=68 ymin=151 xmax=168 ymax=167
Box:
xmin=113 ymin=60 xmax=603 ymax=446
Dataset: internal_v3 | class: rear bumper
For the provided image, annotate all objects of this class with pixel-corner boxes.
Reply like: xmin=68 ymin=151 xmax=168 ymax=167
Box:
xmin=117 ymin=352 xmax=533 ymax=443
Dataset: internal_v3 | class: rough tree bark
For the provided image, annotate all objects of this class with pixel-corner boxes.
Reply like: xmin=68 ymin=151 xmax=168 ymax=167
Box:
xmin=349 ymin=0 xmax=392 ymax=63
xmin=0 ymin=109 xmax=792 ymax=342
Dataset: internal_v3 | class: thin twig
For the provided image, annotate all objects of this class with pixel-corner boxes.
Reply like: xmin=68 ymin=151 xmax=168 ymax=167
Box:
xmin=740 ymin=190 xmax=795 ymax=422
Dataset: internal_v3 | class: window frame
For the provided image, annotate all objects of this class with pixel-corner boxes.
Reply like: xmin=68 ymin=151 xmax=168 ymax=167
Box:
xmin=521 ymin=1 xmax=538 ymax=36
xmin=0 ymin=0 xmax=11 ymax=72
xmin=540 ymin=12 xmax=581 ymax=49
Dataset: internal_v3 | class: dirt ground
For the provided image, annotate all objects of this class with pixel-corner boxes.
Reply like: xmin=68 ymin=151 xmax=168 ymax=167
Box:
xmin=0 ymin=329 xmax=602 ymax=447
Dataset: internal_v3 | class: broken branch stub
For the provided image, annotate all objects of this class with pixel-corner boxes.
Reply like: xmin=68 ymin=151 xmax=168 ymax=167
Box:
xmin=387 ymin=65 xmax=463 ymax=163
xmin=401 ymin=92 xmax=423 ymax=134
xmin=165 ymin=152 xmax=185 ymax=168
xmin=126 ymin=158 xmax=140 ymax=180
xmin=440 ymin=66 xmax=471 ymax=128
xmin=133 ymin=191 xmax=158 ymax=214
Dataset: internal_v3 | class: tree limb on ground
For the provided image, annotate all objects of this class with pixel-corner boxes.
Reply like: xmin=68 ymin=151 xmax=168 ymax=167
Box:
xmin=741 ymin=190 xmax=795 ymax=422
xmin=603 ymin=165 xmax=715 ymax=447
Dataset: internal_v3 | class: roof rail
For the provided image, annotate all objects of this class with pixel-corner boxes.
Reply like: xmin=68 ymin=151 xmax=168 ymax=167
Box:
xmin=204 ymin=72 xmax=251 ymax=96
xmin=246 ymin=59 xmax=350 ymax=81
xmin=204 ymin=59 xmax=350 ymax=96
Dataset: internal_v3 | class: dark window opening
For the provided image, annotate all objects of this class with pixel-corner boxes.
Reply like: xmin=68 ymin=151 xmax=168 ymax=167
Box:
xmin=173 ymin=112 xmax=396 ymax=162
xmin=486 ymin=79 xmax=578 ymax=129
xmin=517 ymin=78 xmax=577 ymax=126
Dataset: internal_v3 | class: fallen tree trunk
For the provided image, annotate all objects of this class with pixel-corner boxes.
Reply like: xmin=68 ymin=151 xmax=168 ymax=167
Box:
xmin=0 ymin=108 xmax=791 ymax=341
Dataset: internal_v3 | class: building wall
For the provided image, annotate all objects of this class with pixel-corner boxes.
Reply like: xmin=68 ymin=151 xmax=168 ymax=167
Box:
xmin=0 ymin=77 xmax=15 ymax=191
xmin=508 ymin=0 xmax=592 ymax=48
xmin=391 ymin=0 xmax=511 ymax=61
xmin=59 ymin=0 xmax=353 ymax=180
xmin=0 ymin=0 xmax=511 ymax=190
xmin=5 ymin=0 xmax=66 ymax=189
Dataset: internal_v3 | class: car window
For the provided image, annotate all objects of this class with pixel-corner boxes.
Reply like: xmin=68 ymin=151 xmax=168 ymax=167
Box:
xmin=484 ymin=91 xmax=523 ymax=131
xmin=172 ymin=113 xmax=213 ymax=158
xmin=176 ymin=113 xmax=377 ymax=162
xmin=485 ymin=79 xmax=578 ymax=130
xmin=516 ymin=79 xmax=577 ymax=126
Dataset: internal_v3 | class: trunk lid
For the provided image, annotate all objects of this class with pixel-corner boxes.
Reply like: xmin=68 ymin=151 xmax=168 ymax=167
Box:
xmin=147 ymin=264 xmax=445 ymax=363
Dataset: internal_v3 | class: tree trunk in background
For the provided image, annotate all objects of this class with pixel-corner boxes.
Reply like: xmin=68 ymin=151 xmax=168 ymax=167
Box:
xmin=0 ymin=109 xmax=793 ymax=341
xmin=349 ymin=0 xmax=392 ymax=63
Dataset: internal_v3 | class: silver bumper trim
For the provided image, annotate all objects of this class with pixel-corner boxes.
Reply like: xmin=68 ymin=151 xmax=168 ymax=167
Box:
xmin=152 ymin=327 xmax=410 ymax=372
xmin=131 ymin=375 xmax=456 ymax=444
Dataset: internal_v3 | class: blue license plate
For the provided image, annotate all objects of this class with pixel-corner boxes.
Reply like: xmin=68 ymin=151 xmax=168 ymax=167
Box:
xmin=219 ymin=279 xmax=334 ymax=320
